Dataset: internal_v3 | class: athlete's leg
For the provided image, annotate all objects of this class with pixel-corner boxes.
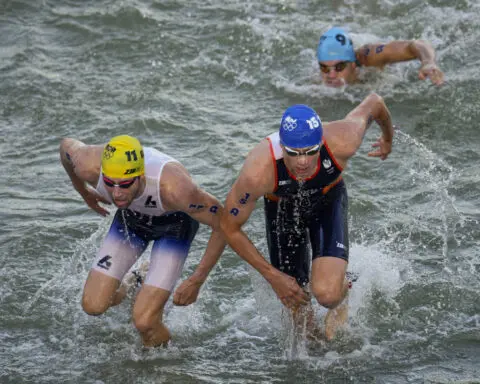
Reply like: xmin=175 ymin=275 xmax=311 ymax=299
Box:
xmin=324 ymin=293 xmax=349 ymax=341
xmin=309 ymin=184 xmax=349 ymax=340
xmin=82 ymin=212 xmax=148 ymax=315
xmin=310 ymin=257 xmax=348 ymax=309
xmin=310 ymin=258 xmax=349 ymax=341
xmin=132 ymin=285 xmax=171 ymax=347
xmin=133 ymin=216 xmax=198 ymax=347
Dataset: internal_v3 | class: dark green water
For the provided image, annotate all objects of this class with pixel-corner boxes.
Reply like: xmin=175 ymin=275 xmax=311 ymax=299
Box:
xmin=1 ymin=0 xmax=479 ymax=383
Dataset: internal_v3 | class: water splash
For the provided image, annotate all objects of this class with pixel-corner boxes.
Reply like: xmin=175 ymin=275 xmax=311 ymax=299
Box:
xmin=393 ymin=129 xmax=463 ymax=275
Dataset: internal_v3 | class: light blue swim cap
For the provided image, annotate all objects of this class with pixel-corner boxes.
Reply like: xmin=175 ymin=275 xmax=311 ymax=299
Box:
xmin=279 ymin=105 xmax=323 ymax=148
xmin=317 ymin=27 xmax=356 ymax=62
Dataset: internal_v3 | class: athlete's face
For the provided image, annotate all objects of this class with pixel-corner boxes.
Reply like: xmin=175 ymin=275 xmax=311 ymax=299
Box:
xmin=319 ymin=60 xmax=356 ymax=87
xmin=282 ymin=144 xmax=321 ymax=180
xmin=102 ymin=174 xmax=143 ymax=208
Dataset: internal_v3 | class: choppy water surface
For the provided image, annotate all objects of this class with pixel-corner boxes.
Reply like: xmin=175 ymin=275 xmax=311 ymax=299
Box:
xmin=1 ymin=0 xmax=479 ymax=383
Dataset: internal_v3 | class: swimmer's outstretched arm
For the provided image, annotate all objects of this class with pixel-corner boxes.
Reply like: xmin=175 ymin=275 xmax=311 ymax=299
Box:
xmin=356 ymin=40 xmax=444 ymax=85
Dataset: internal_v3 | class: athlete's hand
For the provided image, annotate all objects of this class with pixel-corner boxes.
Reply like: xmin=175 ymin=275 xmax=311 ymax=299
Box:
xmin=418 ymin=63 xmax=444 ymax=85
xmin=81 ymin=187 xmax=111 ymax=216
xmin=173 ymin=277 xmax=203 ymax=306
xmin=368 ymin=135 xmax=392 ymax=160
xmin=267 ymin=270 xmax=310 ymax=309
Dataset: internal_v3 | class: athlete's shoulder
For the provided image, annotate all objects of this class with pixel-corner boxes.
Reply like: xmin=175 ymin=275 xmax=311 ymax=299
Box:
xmin=62 ymin=138 xmax=102 ymax=157
xmin=355 ymin=43 xmax=388 ymax=66
xmin=234 ymin=138 xmax=275 ymax=195
xmin=61 ymin=138 xmax=103 ymax=181
xmin=159 ymin=161 xmax=199 ymax=211
xmin=323 ymin=119 xmax=350 ymax=133
xmin=244 ymin=137 xmax=273 ymax=168
xmin=161 ymin=160 xmax=190 ymax=184
xmin=322 ymin=120 xmax=359 ymax=155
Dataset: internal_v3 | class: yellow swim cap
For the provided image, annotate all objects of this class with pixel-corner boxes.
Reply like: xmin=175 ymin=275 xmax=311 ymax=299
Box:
xmin=101 ymin=135 xmax=145 ymax=178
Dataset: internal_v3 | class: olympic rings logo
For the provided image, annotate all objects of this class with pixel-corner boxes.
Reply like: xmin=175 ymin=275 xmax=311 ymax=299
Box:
xmin=103 ymin=144 xmax=117 ymax=160
xmin=282 ymin=116 xmax=297 ymax=131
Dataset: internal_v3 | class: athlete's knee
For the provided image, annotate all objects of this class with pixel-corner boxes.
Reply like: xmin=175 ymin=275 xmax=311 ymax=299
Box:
xmin=81 ymin=294 xmax=110 ymax=316
xmin=132 ymin=309 xmax=163 ymax=333
xmin=311 ymin=283 xmax=343 ymax=309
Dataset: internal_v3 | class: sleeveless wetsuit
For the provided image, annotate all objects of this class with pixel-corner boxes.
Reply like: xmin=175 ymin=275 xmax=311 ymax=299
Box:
xmin=264 ymin=132 xmax=349 ymax=287
xmin=92 ymin=147 xmax=199 ymax=291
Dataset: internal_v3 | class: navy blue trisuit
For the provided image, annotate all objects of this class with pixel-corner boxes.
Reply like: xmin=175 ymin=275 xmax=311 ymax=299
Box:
xmin=264 ymin=132 xmax=349 ymax=288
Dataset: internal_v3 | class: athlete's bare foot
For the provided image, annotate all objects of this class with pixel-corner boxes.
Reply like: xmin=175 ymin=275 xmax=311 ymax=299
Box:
xmin=324 ymin=299 xmax=348 ymax=341
xmin=324 ymin=273 xmax=357 ymax=341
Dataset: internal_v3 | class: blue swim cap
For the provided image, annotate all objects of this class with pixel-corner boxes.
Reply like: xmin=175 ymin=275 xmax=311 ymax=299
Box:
xmin=279 ymin=105 xmax=323 ymax=148
xmin=317 ymin=27 xmax=356 ymax=62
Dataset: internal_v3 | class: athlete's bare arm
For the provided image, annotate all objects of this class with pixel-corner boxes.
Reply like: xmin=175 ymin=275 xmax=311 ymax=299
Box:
xmin=59 ymin=138 xmax=111 ymax=216
xmin=220 ymin=140 xmax=310 ymax=309
xmin=324 ymin=93 xmax=394 ymax=164
xmin=160 ymin=162 xmax=227 ymax=306
xmin=356 ymin=40 xmax=444 ymax=85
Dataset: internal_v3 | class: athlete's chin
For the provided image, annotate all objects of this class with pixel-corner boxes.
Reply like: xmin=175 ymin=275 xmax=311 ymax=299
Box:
xmin=114 ymin=200 xmax=130 ymax=209
xmin=295 ymin=169 xmax=313 ymax=179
